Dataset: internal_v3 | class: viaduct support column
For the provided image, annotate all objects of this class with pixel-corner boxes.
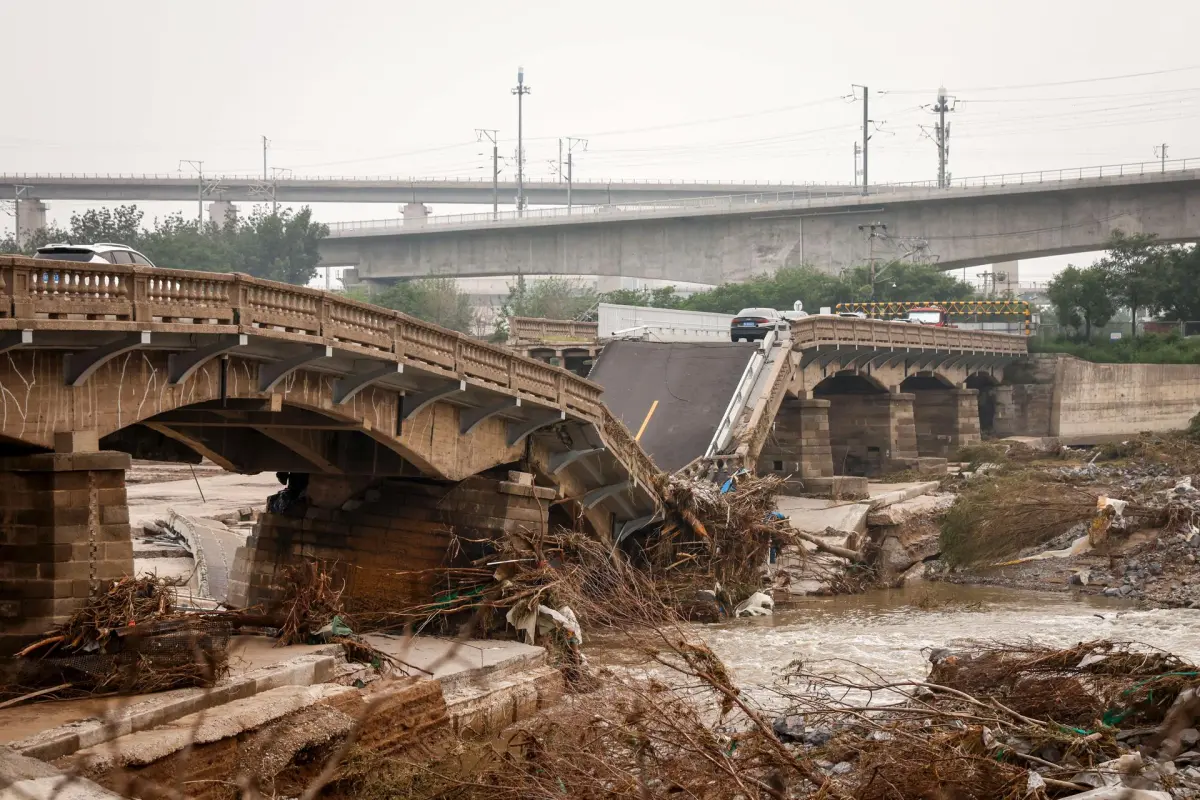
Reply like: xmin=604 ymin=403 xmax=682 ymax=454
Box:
xmin=0 ymin=451 xmax=132 ymax=656
xmin=230 ymin=474 xmax=552 ymax=612
xmin=910 ymin=388 xmax=981 ymax=458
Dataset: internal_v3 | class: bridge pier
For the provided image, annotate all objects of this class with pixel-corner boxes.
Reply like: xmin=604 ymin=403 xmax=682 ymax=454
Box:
xmin=757 ymin=397 xmax=834 ymax=480
xmin=816 ymin=386 xmax=918 ymax=477
xmin=0 ymin=451 xmax=132 ymax=656
xmin=906 ymin=384 xmax=982 ymax=459
xmin=228 ymin=473 xmax=553 ymax=612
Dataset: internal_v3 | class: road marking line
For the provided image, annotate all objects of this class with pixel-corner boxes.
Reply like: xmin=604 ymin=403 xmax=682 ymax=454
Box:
xmin=634 ymin=400 xmax=659 ymax=442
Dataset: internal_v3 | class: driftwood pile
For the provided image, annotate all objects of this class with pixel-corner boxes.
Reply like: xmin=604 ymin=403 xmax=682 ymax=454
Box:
xmin=3 ymin=576 xmax=230 ymax=702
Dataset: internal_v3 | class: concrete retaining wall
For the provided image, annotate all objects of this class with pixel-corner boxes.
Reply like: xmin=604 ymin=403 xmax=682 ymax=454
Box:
xmin=1054 ymin=357 xmax=1200 ymax=441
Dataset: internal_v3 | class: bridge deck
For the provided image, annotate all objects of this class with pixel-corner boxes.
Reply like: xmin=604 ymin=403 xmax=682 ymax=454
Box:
xmin=588 ymin=341 xmax=756 ymax=472
xmin=0 ymin=256 xmax=663 ymax=528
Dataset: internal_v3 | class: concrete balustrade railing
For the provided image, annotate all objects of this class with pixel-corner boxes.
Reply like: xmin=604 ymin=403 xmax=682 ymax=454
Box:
xmin=0 ymin=257 xmax=633 ymax=436
xmin=791 ymin=316 xmax=1028 ymax=355
xmin=508 ymin=316 xmax=599 ymax=345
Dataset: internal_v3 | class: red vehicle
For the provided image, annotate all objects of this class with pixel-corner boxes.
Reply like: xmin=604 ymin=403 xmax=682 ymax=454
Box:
xmin=903 ymin=306 xmax=956 ymax=327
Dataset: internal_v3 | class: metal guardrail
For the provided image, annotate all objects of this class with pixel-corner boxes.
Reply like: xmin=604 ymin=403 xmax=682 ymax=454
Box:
xmin=706 ymin=328 xmax=782 ymax=458
xmin=325 ymin=156 xmax=1199 ymax=235
xmin=0 ymin=172 xmax=838 ymax=188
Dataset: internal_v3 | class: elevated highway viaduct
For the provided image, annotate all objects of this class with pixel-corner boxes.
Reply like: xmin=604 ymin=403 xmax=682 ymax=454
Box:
xmin=0 ymin=174 xmax=851 ymax=208
xmin=319 ymin=167 xmax=1200 ymax=282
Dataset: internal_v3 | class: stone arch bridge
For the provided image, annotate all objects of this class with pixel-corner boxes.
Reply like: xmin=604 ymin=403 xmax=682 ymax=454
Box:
xmin=0 ymin=256 xmax=1026 ymax=652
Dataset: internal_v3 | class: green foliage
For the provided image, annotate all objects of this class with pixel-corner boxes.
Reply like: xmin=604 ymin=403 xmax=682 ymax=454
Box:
xmin=495 ymin=276 xmax=599 ymax=338
xmin=680 ymin=262 xmax=973 ymax=314
xmin=1095 ymin=230 xmax=1171 ymax=338
xmin=837 ymin=261 xmax=976 ymax=303
xmin=357 ymin=277 xmax=476 ymax=334
xmin=600 ymin=285 xmax=685 ymax=309
xmin=1031 ymin=332 xmax=1200 ymax=364
xmin=1046 ymin=264 xmax=1114 ymax=340
xmin=2 ymin=204 xmax=327 ymax=286
xmin=1154 ymin=245 xmax=1200 ymax=322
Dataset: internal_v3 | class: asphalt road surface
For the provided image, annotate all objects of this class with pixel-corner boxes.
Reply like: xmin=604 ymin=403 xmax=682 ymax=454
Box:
xmin=588 ymin=340 xmax=756 ymax=472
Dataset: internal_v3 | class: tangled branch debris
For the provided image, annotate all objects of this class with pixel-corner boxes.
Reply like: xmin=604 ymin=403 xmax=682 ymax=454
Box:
xmin=3 ymin=576 xmax=230 ymax=700
xmin=649 ymin=472 xmax=795 ymax=599
xmin=275 ymin=560 xmax=349 ymax=645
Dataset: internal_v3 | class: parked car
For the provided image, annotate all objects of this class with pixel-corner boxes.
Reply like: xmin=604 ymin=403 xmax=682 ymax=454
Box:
xmin=34 ymin=243 xmax=156 ymax=267
xmin=730 ymin=307 xmax=783 ymax=342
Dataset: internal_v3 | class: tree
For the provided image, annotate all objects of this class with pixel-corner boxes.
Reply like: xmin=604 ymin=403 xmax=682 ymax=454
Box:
xmin=2 ymin=203 xmax=328 ymax=286
xmin=1047 ymin=264 xmax=1114 ymax=340
xmin=359 ymin=277 xmax=477 ymax=333
xmin=600 ymin=285 xmax=685 ymax=309
xmin=497 ymin=276 xmax=598 ymax=333
xmin=221 ymin=207 xmax=327 ymax=285
xmin=1096 ymin=230 xmax=1170 ymax=338
xmin=839 ymin=261 xmax=975 ymax=303
xmin=1153 ymin=245 xmax=1200 ymax=322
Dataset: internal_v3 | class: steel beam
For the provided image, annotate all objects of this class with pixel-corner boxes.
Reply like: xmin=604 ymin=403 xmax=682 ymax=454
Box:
xmin=0 ymin=329 xmax=32 ymax=356
xmin=549 ymin=446 xmax=605 ymax=474
xmin=168 ymin=334 xmax=247 ymax=385
xmin=615 ymin=513 xmax=660 ymax=546
xmin=333 ymin=362 xmax=403 ymax=405
xmin=459 ymin=396 xmax=521 ymax=435
xmin=400 ymin=380 xmax=466 ymax=422
xmin=507 ymin=410 xmax=566 ymax=447
xmin=259 ymin=345 xmax=334 ymax=393
xmin=64 ymin=331 xmax=150 ymax=387
xmin=583 ymin=481 xmax=632 ymax=509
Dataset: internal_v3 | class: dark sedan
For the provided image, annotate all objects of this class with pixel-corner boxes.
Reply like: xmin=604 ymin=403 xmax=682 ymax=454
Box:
xmin=730 ymin=307 xmax=783 ymax=342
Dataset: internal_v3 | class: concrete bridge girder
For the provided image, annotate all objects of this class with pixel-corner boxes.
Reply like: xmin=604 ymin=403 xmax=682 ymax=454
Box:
xmin=322 ymin=170 xmax=1200 ymax=281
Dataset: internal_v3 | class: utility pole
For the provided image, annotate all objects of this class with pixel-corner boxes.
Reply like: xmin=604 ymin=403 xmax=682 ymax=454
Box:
xmin=857 ymin=221 xmax=888 ymax=298
xmin=1155 ymin=143 xmax=1169 ymax=173
xmin=558 ymin=139 xmax=563 ymax=183
xmin=853 ymin=142 xmax=861 ymax=186
xmin=934 ymin=87 xmax=955 ymax=188
xmin=511 ymin=66 xmax=531 ymax=215
xmin=476 ymin=129 xmax=500 ymax=219
xmin=564 ymin=137 xmax=587 ymax=212
xmin=12 ymin=185 xmax=31 ymax=250
xmin=179 ymin=160 xmax=204 ymax=225
xmin=851 ymin=85 xmax=870 ymax=195
xmin=261 ymin=135 xmax=279 ymax=215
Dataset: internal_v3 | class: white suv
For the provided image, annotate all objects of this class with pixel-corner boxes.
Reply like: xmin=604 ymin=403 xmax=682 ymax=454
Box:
xmin=34 ymin=243 xmax=156 ymax=267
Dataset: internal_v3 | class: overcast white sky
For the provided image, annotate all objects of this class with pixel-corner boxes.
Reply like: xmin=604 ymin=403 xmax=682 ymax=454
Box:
xmin=3 ymin=0 xmax=1199 ymax=283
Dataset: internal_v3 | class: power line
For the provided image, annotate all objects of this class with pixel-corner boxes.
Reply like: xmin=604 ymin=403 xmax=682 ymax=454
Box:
xmin=885 ymin=64 xmax=1200 ymax=95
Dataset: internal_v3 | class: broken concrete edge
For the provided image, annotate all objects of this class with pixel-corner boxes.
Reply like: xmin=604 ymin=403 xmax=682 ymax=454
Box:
xmin=12 ymin=650 xmax=341 ymax=762
xmin=868 ymin=481 xmax=942 ymax=510
xmin=163 ymin=509 xmax=211 ymax=598
xmin=866 ymin=493 xmax=957 ymax=527
xmin=436 ymin=642 xmax=549 ymax=698
xmin=444 ymin=664 xmax=564 ymax=739
xmin=0 ymin=746 xmax=122 ymax=800
xmin=58 ymin=683 xmax=358 ymax=774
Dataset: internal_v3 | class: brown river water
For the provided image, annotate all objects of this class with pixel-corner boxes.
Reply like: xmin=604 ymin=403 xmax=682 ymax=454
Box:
xmin=596 ymin=583 xmax=1200 ymax=712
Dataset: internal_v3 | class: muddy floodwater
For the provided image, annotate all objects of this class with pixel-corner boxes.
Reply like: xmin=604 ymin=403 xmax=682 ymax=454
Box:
xmin=596 ymin=583 xmax=1200 ymax=709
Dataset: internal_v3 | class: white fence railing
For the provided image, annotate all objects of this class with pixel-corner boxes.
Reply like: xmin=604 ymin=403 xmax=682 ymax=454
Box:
xmin=706 ymin=328 xmax=784 ymax=458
